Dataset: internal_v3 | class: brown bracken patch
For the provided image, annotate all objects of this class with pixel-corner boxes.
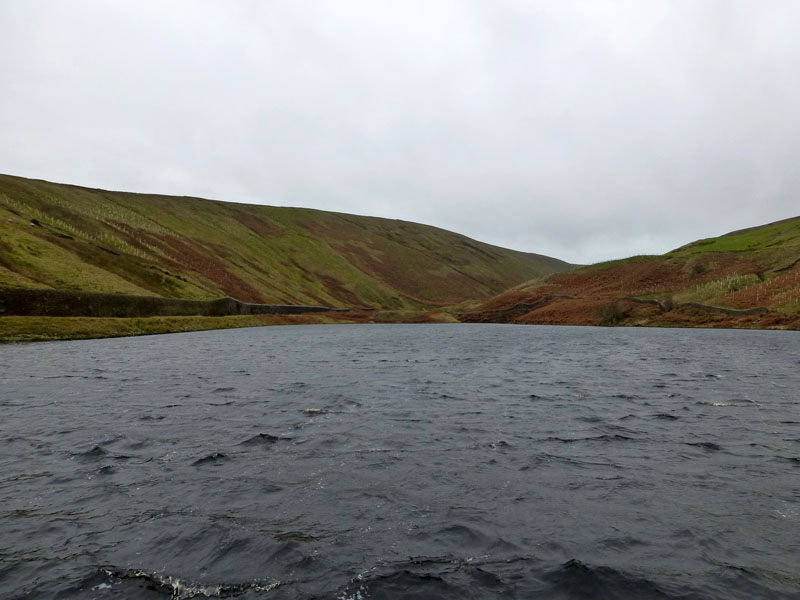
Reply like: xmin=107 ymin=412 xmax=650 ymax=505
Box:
xmin=533 ymin=254 xmax=762 ymax=299
xmin=315 ymin=273 xmax=362 ymax=306
xmin=148 ymin=234 xmax=265 ymax=303
xmin=725 ymin=265 xmax=800 ymax=309
xmin=233 ymin=211 xmax=285 ymax=237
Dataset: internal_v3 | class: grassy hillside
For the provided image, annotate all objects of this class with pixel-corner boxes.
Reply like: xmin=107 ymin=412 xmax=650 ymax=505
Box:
xmin=0 ymin=174 xmax=571 ymax=309
xmin=461 ymin=216 xmax=800 ymax=329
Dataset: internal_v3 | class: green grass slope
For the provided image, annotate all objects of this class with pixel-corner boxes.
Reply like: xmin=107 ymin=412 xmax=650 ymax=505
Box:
xmin=462 ymin=216 xmax=800 ymax=328
xmin=669 ymin=216 xmax=800 ymax=257
xmin=0 ymin=174 xmax=571 ymax=308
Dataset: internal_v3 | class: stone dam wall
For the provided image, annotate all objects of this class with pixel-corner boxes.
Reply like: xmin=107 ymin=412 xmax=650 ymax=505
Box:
xmin=0 ymin=287 xmax=347 ymax=318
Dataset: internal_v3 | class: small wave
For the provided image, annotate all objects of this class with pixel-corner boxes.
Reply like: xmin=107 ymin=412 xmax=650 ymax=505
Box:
xmin=336 ymin=556 xmax=695 ymax=600
xmin=596 ymin=535 xmax=651 ymax=551
xmin=575 ymin=415 xmax=603 ymax=423
xmin=541 ymin=559 xmax=680 ymax=600
xmin=76 ymin=445 xmax=108 ymax=459
xmin=686 ymin=441 xmax=723 ymax=452
xmin=192 ymin=452 xmax=228 ymax=465
xmin=98 ymin=567 xmax=280 ymax=599
xmin=71 ymin=445 xmax=131 ymax=462
xmin=336 ymin=556 xmax=522 ymax=600
xmin=487 ymin=440 xmax=512 ymax=449
xmin=238 ymin=433 xmax=289 ymax=446
xmin=710 ymin=561 xmax=800 ymax=596
xmin=653 ymin=413 xmax=680 ymax=420
xmin=274 ymin=530 xmax=317 ymax=542
xmin=774 ymin=502 xmax=800 ymax=521
xmin=338 ymin=570 xmax=460 ymax=600
xmin=545 ymin=434 xmax=635 ymax=443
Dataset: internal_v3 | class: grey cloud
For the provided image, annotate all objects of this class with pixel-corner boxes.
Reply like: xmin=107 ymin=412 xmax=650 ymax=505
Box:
xmin=2 ymin=0 xmax=799 ymax=264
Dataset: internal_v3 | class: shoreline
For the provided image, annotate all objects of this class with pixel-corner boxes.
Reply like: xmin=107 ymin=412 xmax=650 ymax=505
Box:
xmin=0 ymin=310 xmax=459 ymax=343
xmin=2 ymin=309 xmax=797 ymax=343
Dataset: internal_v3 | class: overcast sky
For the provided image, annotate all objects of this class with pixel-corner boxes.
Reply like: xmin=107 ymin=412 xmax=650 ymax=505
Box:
xmin=2 ymin=1 xmax=799 ymax=264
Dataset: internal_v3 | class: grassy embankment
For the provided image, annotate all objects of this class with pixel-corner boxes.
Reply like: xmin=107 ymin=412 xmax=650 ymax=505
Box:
xmin=0 ymin=310 xmax=460 ymax=343
xmin=461 ymin=216 xmax=800 ymax=329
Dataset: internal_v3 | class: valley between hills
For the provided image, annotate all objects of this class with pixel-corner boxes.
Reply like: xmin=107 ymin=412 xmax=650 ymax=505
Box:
xmin=1 ymin=173 xmax=798 ymax=340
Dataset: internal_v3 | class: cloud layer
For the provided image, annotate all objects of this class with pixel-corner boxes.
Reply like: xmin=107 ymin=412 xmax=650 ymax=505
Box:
xmin=2 ymin=1 xmax=799 ymax=263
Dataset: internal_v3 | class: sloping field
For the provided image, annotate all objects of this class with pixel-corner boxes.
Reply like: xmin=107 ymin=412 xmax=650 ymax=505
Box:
xmin=0 ymin=174 xmax=571 ymax=309
xmin=461 ymin=216 xmax=800 ymax=329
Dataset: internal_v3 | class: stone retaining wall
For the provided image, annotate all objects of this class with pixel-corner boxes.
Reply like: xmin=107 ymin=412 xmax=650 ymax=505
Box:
xmin=0 ymin=287 xmax=347 ymax=318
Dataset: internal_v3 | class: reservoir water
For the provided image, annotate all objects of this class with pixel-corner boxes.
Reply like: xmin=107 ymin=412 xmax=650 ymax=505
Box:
xmin=1 ymin=323 xmax=798 ymax=599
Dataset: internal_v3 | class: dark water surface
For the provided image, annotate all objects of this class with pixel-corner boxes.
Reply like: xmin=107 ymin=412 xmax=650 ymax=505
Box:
xmin=1 ymin=324 xmax=799 ymax=599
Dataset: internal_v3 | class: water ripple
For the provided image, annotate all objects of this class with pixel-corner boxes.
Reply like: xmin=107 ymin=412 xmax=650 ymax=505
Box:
xmin=1 ymin=324 xmax=798 ymax=599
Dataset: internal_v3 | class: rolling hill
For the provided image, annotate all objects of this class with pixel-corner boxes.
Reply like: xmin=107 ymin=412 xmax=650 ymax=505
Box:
xmin=0 ymin=174 xmax=571 ymax=310
xmin=461 ymin=216 xmax=800 ymax=329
